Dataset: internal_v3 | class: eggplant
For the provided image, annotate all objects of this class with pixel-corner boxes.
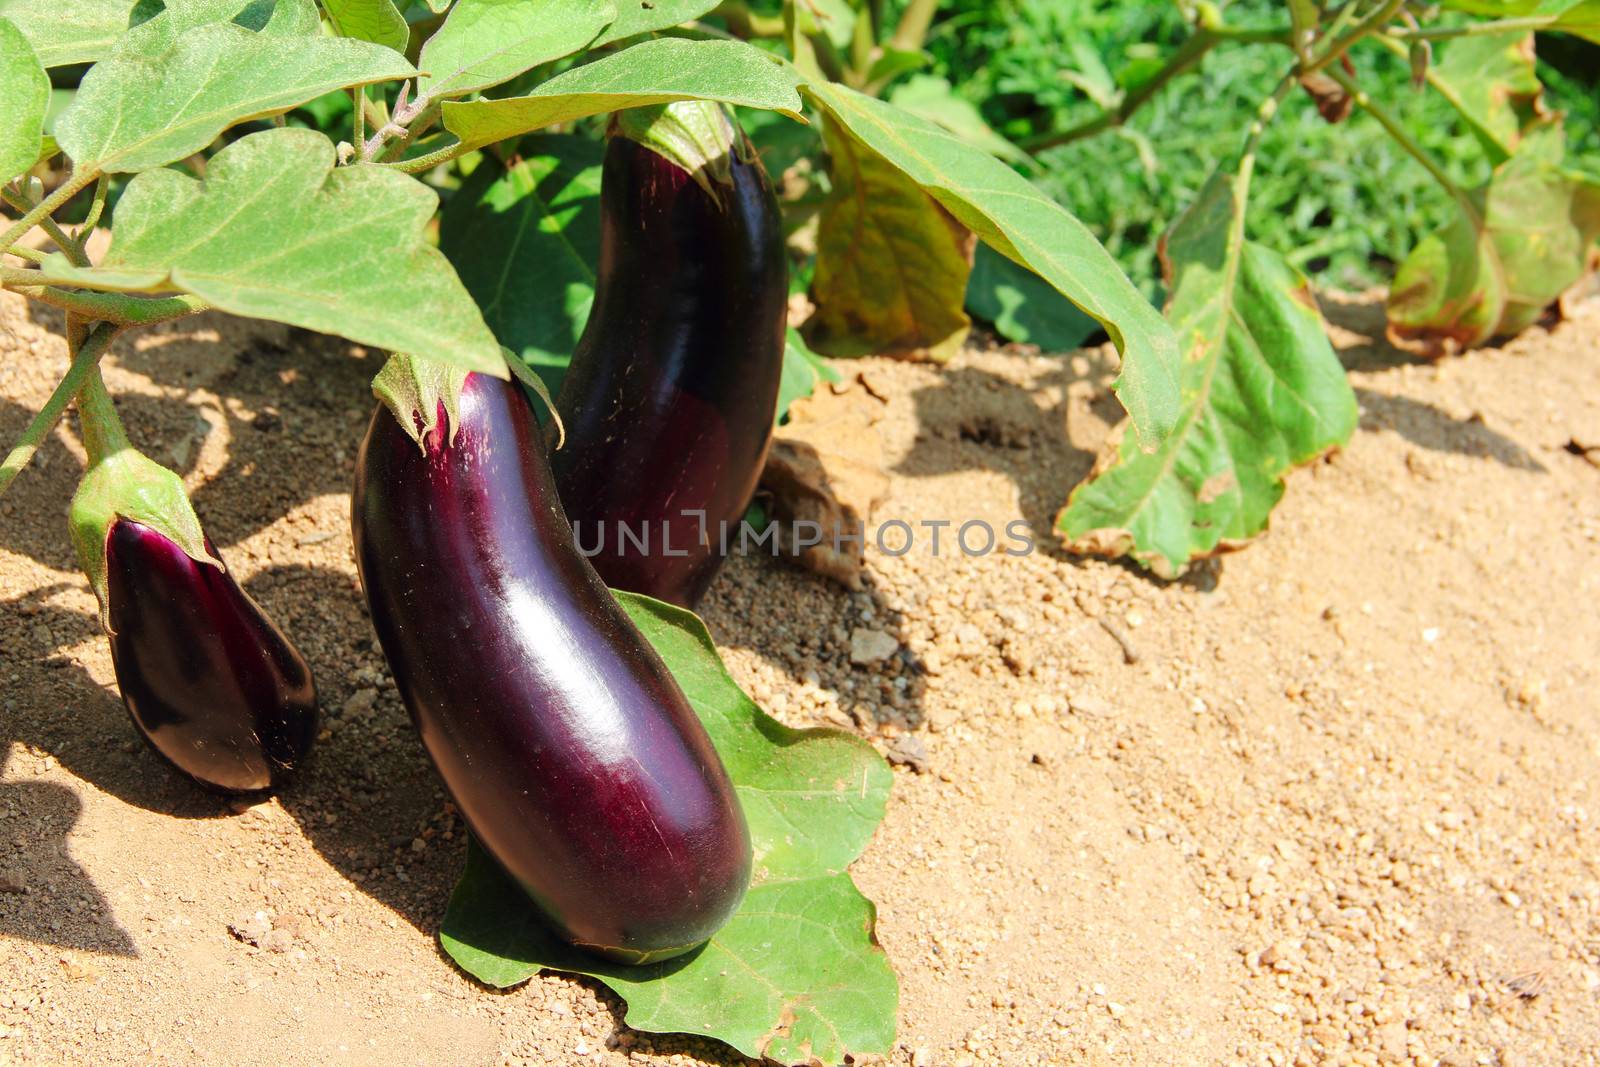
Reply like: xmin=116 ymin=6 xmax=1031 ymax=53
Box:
xmin=352 ymin=362 xmax=751 ymax=963
xmin=102 ymin=520 xmax=318 ymax=793
xmin=549 ymin=102 xmax=787 ymax=609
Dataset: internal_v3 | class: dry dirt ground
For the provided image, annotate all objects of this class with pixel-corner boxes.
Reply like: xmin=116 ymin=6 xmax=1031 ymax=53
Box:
xmin=1 ymin=287 xmax=1598 ymax=1067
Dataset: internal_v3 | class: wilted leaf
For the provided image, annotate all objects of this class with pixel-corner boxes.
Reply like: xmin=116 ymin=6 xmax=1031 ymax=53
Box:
xmin=1387 ymin=124 xmax=1600 ymax=354
xmin=776 ymin=327 xmax=840 ymax=425
xmin=594 ymin=0 xmax=719 ymax=45
xmin=0 ymin=16 xmax=48 ymax=187
xmin=1427 ymin=31 xmax=1544 ymax=163
xmin=442 ymin=38 xmax=805 ymax=150
xmin=440 ymin=592 xmax=896 ymax=1067
xmin=966 ymin=243 xmax=1099 ymax=352
xmin=1439 ymin=0 xmax=1600 ymax=43
xmin=0 ymin=0 xmax=142 ymax=66
xmin=803 ymin=81 xmax=1179 ymax=449
xmin=810 ymin=114 xmax=972 ymax=361
xmin=38 ymin=128 xmax=504 ymax=377
xmin=886 ymin=74 xmax=1025 ymax=163
xmin=323 ymin=0 xmax=411 ymax=52
xmin=417 ymin=0 xmax=615 ymax=100
xmin=55 ymin=21 xmax=412 ymax=172
xmin=440 ymin=134 xmax=604 ymax=395
xmin=1058 ymin=166 xmax=1358 ymax=576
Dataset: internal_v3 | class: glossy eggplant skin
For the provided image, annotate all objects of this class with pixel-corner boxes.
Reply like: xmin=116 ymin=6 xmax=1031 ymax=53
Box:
xmin=549 ymin=135 xmax=787 ymax=609
xmin=352 ymin=373 xmax=751 ymax=963
xmin=104 ymin=520 xmax=318 ymax=794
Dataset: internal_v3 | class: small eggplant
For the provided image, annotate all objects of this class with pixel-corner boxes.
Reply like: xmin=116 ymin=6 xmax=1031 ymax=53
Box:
xmin=549 ymin=102 xmax=787 ymax=609
xmin=70 ymin=445 xmax=317 ymax=795
xmin=352 ymin=357 xmax=751 ymax=963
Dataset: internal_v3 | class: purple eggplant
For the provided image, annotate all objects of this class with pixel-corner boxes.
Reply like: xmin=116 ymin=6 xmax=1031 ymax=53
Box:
xmin=549 ymin=103 xmax=787 ymax=609
xmin=102 ymin=520 xmax=318 ymax=794
xmin=351 ymin=364 xmax=751 ymax=963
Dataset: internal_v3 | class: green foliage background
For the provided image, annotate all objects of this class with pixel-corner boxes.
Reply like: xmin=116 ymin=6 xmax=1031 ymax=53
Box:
xmin=911 ymin=0 xmax=1600 ymax=298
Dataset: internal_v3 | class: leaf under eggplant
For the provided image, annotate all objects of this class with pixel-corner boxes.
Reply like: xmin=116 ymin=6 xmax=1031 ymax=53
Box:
xmin=440 ymin=593 xmax=896 ymax=1067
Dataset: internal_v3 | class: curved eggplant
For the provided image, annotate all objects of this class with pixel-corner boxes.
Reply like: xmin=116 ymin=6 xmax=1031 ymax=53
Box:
xmin=104 ymin=519 xmax=318 ymax=794
xmin=549 ymin=105 xmax=787 ymax=609
xmin=352 ymin=368 xmax=751 ymax=963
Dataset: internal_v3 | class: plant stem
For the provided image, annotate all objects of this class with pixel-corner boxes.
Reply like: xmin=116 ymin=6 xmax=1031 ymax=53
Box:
xmin=376 ymin=140 xmax=474 ymax=174
xmin=0 ymin=276 xmax=208 ymax=326
xmin=1 ymin=184 xmax=83 ymax=263
xmin=353 ymin=86 xmax=367 ymax=149
xmin=1325 ymin=64 xmax=1476 ymax=217
xmin=714 ymin=0 xmax=784 ymax=37
xmin=1388 ymin=15 xmax=1555 ymax=41
xmin=0 ymin=321 xmax=120 ymax=496
xmin=888 ymin=0 xmax=939 ymax=52
xmin=379 ymin=100 xmax=442 ymax=164
xmin=1301 ymin=0 xmax=1406 ymax=77
xmin=3 ymin=244 xmax=47 ymax=265
xmin=0 ymin=170 xmax=97 ymax=258
xmin=76 ymin=362 xmax=130 ymax=466
xmin=78 ymin=176 xmax=109 ymax=238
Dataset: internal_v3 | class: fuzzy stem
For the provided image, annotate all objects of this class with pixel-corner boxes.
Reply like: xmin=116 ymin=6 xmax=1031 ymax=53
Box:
xmin=1301 ymin=0 xmax=1406 ymax=77
xmin=76 ymin=362 xmax=130 ymax=467
xmin=0 ymin=321 xmax=120 ymax=496
xmin=0 ymin=170 xmax=97 ymax=258
xmin=1 ymin=184 xmax=84 ymax=264
xmin=888 ymin=0 xmax=939 ymax=52
xmin=1388 ymin=15 xmax=1556 ymax=41
xmin=376 ymin=140 xmax=474 ymax=174
xmin=0 ymin=268 xmax=208 ymax=325
xmin=77 ymin=176 xmax=110 ymax=240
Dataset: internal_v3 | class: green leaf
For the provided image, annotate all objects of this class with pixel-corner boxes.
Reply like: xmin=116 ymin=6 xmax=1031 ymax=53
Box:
xmin=0 ymin=16 xmax=48 ymax=187
xmin=776 ymin=327 xmax=839 ymax=424
xmin=440 ymin=593 xmax=896 ymax=1067
xmin=803 ymin=80 xmax=1179 ymax=449
xmin=38 ymin=127 xmax=505 ymax=377
xmin=324 ymin=0 xmax=411 ymax=52
xmin=1058 ymin=167 xmax=1358 ymax=576
xmin=55 ymin=21 xmax=413 ymax=173
xmin=1387 ymin=124 xmax=1600 ymax=353
xmin=593 ymin=0 xmax=719 ymax=45
xmin=439 ymin=133 xmax=604 ymax=396
xmin=966 ymin=243 xmax=1099 ymax=352
xmin=442 ymin=38 xmax=805 ymax=150
xmin=886 ymin=73 xmax=1025 ymax=163
xmin=1426 ymin=31 xmax=1544 ymax=164
xmin=810 ymin=114 xmax=972 ymax=361
xmin=1438 ymin=0 xmax=1600 ymax=43
xmin=417 ymin=0 xmax=616 ymax=100
xmin=121 ymin=0 xmax=322 ymax=49
xmin=0 ymin=0 xmax=142 ymax=66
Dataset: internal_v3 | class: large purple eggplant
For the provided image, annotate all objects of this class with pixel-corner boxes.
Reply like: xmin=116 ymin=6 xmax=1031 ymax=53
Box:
xmin=102 ymin=520 xmax=318 ymax=793
xmin=549 ymin=102 xmax=787 ymax=609
xmin=352 ymin=360 xmax=751 ymax=963
xmin=68 ymin=385 xmax=317 ymax=796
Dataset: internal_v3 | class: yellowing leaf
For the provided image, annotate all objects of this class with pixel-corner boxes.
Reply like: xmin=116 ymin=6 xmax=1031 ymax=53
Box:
xmin=809 ymin=114 xmax=972 ymax=361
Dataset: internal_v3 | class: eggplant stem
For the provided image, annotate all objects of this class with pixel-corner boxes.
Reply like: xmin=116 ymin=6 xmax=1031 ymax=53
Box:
xmin=502 ymin=351 xmax=566 ymax=449
xmin=0 ymin=321 xmax=120 ymax=497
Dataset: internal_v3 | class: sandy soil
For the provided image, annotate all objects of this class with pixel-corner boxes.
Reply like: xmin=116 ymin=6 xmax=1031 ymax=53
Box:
xmin=1 ymin=287 xmax=1598 ymax=1067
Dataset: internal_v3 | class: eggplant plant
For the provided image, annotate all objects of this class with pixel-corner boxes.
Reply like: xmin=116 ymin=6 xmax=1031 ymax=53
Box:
xmin=0 ymin=1 xmax=1593 ymax=1064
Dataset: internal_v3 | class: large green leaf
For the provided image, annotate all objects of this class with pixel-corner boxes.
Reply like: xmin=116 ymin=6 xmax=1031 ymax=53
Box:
xmin=54 ymin=20 xmax=412 ymax=173
xmin=804 ymin=81 xmax=1179 ymax=449
xmin=121 ymin=0 xmax=322 ymax=48
xmin=593 ymin=0 xmax=719 ymax=45
xmin=1387 ymin=124 xmax=1600 ymax=352
xmin=441 ymin=38 xmax=805 ymax=150
xmin=1439 ymin=0 xmax=1600 ymax=42
xmin=1426 ymin=31 xmax=1544 ymax=164
xmin=37 ymin=128 xmax=504 ymax=377
xmin=810 ymin=114 xmax=972 ymax=361
xmin=439 ymin=134 xmax=604 ymax=396
xmin=966 ymin=243 xmax=1100 ymax=352
xmin=440 ymin=593 xmax=896 ymax=1067
xmin=886 ymin=74 xmax=1025 ymax=163
xmin=1058 ymin=166 xmax=1358 ymax=576
xmin=323 ymin=0 xmax=411 ymax=52
xmin=416 ymin=0 xmax=616 ymax=100
xmin=0 ymin=16 xmax=48 ymax=187
xmin=0 ymin=0 xmax=142 ymax=66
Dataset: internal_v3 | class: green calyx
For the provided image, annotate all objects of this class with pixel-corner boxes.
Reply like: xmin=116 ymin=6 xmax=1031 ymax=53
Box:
xmin=612 ymin=100 xmax=741 ymax=201
xmin=371 ymin=352 xmax=470 ymax=450
xmin=69 ymin=447 xmax=218 ymax=633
